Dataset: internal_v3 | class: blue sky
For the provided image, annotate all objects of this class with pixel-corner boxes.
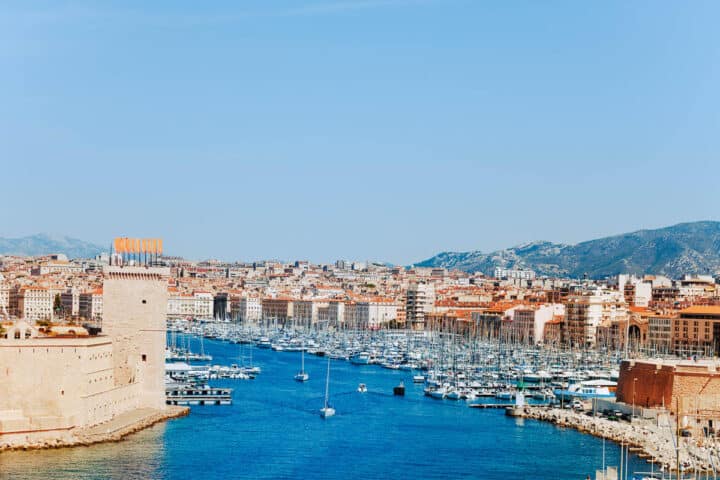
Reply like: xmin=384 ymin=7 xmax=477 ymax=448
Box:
xmin=1 ymin=0 xmax=719 ymax=264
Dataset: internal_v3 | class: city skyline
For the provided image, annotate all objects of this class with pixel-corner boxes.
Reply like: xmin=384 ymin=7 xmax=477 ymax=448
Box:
xmin=3 ymin=1 xmax=720 ymax=264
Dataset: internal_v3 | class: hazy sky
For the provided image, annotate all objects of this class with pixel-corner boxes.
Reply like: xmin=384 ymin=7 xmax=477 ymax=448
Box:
xmin=2 ymin=1 xmax=719 ymax=264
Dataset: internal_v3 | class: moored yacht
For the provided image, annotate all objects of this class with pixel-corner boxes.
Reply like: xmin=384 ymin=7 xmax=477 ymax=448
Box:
xmin=553 ymin=379 xmax=616 ymax=401
xmin=320 ymin=357 xmax=335 ymax=418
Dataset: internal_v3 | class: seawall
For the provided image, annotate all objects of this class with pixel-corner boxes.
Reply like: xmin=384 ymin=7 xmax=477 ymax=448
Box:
xmin=0 ymin=406 xmax=189 ymax=452
xmin=513 ymin=406 xmax=716 ymax=473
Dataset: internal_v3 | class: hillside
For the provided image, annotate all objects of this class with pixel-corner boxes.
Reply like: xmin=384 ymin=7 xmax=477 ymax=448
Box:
xmin=415 ymin=221 xmax=720 ymax=279
xmin=0 ymin=234 xmax=105 ymax=259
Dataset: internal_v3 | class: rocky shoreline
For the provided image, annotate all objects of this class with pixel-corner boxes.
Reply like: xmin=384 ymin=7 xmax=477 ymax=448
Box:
xmin=515 ymin=406 xmax=720 ymax=473
xmin=0 ymin=406 xmax=189 ymax=452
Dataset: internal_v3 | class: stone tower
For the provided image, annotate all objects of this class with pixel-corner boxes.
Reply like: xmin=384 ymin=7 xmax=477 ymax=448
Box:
xmin=102 ymin=265 xmax=170 ymax=410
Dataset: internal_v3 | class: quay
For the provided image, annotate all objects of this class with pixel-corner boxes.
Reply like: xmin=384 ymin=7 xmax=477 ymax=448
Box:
xmin=511 ymin=406 xmax=718 ymax=474
xmin=469 ymin=403 xmax=516 ymax=409
xmin=0 ymin=406 xmax=189 ymax=452
xmin=166 ymin=384 xmax=233 ymax=406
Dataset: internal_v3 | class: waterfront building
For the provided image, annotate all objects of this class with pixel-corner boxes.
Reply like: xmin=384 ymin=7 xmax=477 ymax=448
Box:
xmin=509 ymin=304 xmax=564 ymax=345
xmin=292 ymin=299 xmax=320 ymax=328
xmin=563 ymin=289 xmax=627 ymax=348
xmin=647 ymin=314 xmax=674 ymax=353
xmin=671 ymin=305 xmax=720 ymax=356
xmin=471 ymin=303 xmax=520 ymax=340
xmin=166 ymin=291 xmax=213 ymax=319
xmin=167 ymin=293 xmax=196 ymax=318
xmin=193 ymin=291 xmax=213 ymax=319
xmin=233 ymin=296 xmax=262 ymax=323
xmin=0 ymin=265 xmax=170 ymax=447
xmin=542 ymin=316 xmax=563 ymax=346
xmin=213 ymin=292 xmax=229 ymax=320
xmin=405 ymin=283 xmax=435 ymax=330
xmin=261 ymin=297 xmax=293 ymax=325
xmin=344 ymin=299 xmax=398 ymax=330
xmin=317 ymin=300 xmax=345 ymax=328
xmin=426 ymin=310 xmax=477 ymax=335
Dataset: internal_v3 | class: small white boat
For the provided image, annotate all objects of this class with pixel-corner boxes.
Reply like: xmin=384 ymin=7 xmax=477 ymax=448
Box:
xmin=350 ymin=352 xmax=371 ymax=365
xmin=427 ymin=386 xmax=448 ymax=399
xmin=357 ymin=383 xmax=367 ymax=393
xmin=495 ymin=391 xmax=514 ymax=400
xmin=294 ymin=340 xmax=309 ymax=382
xmin=445 ymin=389 xmax=462 ymax=401
xmin=320 ymin=357 xmax=335 ymax=418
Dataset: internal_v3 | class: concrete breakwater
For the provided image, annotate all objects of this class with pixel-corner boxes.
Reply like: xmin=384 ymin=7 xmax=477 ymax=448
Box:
xmin=516 ymin=406 xmax=720 ymax=473
xmin=0 ymin=406 xmax=189 ymax=452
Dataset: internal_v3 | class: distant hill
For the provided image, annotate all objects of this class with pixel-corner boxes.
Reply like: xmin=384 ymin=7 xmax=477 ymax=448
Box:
xmin=415 ymin=221 xmax=720 ymax=279
xmin=0 ymin=234 xmax=105 ymax=259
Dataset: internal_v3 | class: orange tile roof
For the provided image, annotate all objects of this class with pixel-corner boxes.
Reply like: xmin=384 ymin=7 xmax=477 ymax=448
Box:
xmin=680 ymin=306 xmax=720 ymax=315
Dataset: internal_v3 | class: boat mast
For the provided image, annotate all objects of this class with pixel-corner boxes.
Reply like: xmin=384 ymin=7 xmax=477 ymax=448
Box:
xmin=301 ymin=339 xmax=305 ymax=373
xmin=324 ymin=357 xmax=331 ymax=409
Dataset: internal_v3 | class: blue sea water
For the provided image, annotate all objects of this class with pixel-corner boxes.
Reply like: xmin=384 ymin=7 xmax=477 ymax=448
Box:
xmin=0 ymin=338 xmax=648 ymax=479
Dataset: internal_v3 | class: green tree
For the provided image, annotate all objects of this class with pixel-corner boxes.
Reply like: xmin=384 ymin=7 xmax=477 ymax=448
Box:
xmin=53 ymin=294 xmax=63 ymax=316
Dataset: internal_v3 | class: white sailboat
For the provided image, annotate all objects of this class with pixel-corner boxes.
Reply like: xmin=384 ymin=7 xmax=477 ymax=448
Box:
xmin=320 ymin=357 xmax=335 ymax=418
xmin=294 ymin=340 xmax=309 ymax=382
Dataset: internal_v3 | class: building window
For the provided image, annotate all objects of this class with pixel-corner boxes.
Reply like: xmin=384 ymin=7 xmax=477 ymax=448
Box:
xmin=142 ymin=354 xmax=147 ymax=362
xmin=142 ymin=299 xmax=147 ymax=304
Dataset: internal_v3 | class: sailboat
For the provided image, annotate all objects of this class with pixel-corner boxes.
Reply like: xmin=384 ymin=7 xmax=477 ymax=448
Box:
xmin=320 ymin=357 xmax=335 ymax=418
xmin=294 ymin=340 xmax=309 ymax=382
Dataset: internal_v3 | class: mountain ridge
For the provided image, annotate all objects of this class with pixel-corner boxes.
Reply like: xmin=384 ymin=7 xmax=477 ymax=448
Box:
xmin=415 ymin=221 xmax=720 ymax=279
xmin=0 ymin=234 xmax=105 ymax=259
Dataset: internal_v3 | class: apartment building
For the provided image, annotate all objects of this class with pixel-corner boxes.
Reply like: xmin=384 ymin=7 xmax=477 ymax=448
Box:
xmin=317 ymin=300 xmax=345 ymax=328
xmin=563 ymin=289 xmax=627 ymax=348
xmin=647 ymin=315 xmax=674 ymax=353
xmin=672 ymin=306 xmax=720 ymax=355
xmin=233 ymin=296 xmax=262 ymax=323
xmin=509 ymin=304 xmax=565 ymax=345
xmin=60 ymin=289 xmax=80 ymax=317
xmin=17 ymin=286 xmax=54 ymax=321
xmin=345 ymin=299 xmax=398 ymax=330
xmin=405 ymin=283 xmax=435 ymax=330
xmin=79 ymin=289 xmax=103 ymax=321
xmin=0 ymin=275 xmax=9 ymax=316
xmin=261 ymin=298 xmax=293 ymax=324
xmin=293 ymin=300 xmax=320 ymax=327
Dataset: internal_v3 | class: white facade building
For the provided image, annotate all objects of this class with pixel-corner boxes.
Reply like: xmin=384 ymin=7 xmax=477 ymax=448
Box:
xmin=235 ymin=296 xmax=262 ymax=323
xmin=405 ymin=283 xmax=435 ymax=330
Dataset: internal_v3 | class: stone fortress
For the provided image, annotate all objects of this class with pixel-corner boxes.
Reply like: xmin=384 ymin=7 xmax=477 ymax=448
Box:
xmin=0 ymin=264 xmax=185 ymax=449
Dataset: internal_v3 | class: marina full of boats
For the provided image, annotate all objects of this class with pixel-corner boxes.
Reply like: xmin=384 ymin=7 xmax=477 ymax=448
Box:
xmin=165 ymin=327 xmax=263 ymax=405
xmin=166 ymin=318 xmax=621 ymax=406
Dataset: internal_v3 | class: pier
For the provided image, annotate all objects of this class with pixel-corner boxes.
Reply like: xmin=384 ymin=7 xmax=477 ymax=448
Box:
xmin=468 ymin=403 xmax=515 ymax=409
xmin=166 ymin=384 xmax=233 ymax=406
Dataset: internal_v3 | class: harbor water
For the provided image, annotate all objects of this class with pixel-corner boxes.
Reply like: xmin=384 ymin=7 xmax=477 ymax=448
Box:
xmin=0 ymin=337 xmax=647 ymax=479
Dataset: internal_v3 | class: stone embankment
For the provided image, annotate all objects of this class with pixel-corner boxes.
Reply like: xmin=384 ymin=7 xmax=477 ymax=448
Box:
xmin=515 ymin=406 xmax=720 ymax=473
xmin=0 ymin=406 xmax=189 ymax=452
